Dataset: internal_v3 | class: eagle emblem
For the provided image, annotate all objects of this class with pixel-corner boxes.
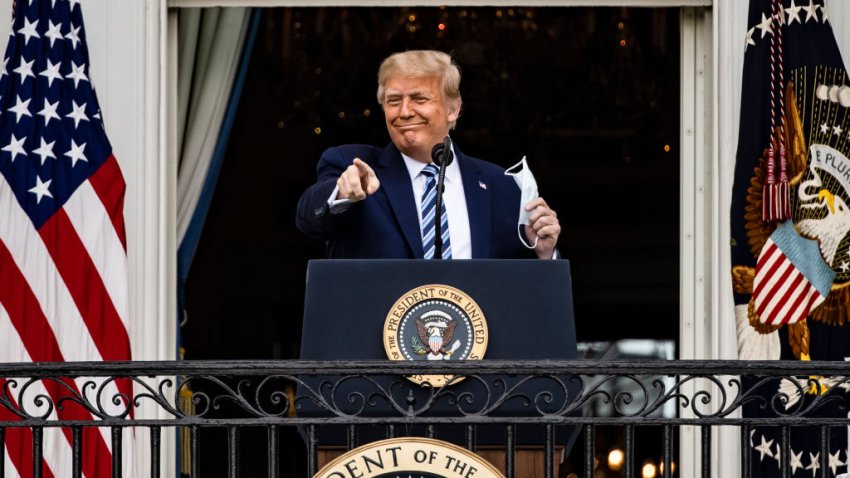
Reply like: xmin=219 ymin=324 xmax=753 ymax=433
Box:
xmin=734 ymin=71 xmax=850 ymax=341
xmin=414 ymin=311 xmax=460 ymax=359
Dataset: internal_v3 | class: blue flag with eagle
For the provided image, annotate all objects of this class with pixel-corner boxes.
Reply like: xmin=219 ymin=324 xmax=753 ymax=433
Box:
xmin=731 ymin=0 xmax=850 ymax=475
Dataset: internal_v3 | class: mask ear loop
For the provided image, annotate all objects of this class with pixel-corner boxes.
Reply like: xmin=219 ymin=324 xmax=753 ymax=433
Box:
xmin=518 ymin=224 xmax=538 ymax=249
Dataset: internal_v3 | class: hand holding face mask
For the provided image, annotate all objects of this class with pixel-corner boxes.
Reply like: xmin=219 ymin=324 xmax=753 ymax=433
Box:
xmin=505 ymin=156 xmax=561 ymax=259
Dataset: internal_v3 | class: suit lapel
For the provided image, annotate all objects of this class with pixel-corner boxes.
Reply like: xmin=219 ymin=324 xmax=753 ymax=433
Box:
xmin=457 ymin=149 xmax=491 ymax=259
xmin=375 ymin=144 xmax=424 ymax=258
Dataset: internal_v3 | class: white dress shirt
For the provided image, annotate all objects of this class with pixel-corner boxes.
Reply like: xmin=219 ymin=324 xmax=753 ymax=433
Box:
xmin=400 ymin=148 xmax=472 ymax=259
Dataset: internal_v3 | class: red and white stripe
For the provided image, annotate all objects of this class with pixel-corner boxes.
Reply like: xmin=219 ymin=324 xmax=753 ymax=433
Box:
xmin=753 ymin=241 xmax=826 ymax=325
xmin=0 ymin=156 xmax=133 ymax=477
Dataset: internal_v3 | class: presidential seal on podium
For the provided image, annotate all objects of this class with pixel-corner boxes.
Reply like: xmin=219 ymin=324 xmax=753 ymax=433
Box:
xmin=383 ymin=284 xmax=488 ymax=387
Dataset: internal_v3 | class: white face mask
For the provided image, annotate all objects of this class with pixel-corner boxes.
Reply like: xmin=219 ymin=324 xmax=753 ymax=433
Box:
xmin=505 ymin=156 xmax=539 ymax=249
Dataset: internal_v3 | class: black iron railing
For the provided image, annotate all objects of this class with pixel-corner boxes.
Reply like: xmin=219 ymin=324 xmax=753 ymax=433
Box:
xmin=0 ymin=360 xmax=849 ymax=478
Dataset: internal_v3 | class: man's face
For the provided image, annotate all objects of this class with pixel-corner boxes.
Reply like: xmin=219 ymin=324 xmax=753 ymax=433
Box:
xmin=382 ymin=74 xmax=460 ymax=163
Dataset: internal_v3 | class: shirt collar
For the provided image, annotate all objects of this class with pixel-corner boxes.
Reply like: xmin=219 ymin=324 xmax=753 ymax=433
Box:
xmin=400 ymin=144 xmax=460 ymax=184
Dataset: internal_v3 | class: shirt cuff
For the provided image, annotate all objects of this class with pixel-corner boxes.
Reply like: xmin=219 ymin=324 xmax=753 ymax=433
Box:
xmin=327 ymin=184 xmax=352 ymax=214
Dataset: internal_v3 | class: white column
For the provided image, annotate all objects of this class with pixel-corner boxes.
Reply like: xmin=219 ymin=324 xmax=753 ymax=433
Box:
xmin=711 ymin=0 xmax=748 ymax=476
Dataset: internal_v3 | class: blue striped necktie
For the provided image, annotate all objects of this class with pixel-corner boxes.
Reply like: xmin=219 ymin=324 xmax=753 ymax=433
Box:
xmin=420 ymin=163 xmax=451 ymax=259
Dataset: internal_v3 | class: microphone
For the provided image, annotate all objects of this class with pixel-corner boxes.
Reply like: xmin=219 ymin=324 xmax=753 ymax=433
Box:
xmin=431 ymin=136 xmax=454 ymax=167
xmin=429 ymin=137 xmax=453 ymax=259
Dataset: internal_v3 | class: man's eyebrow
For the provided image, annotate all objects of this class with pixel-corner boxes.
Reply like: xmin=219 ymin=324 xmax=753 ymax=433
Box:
xmin=385 ymin=90 xmax=426 ymax=97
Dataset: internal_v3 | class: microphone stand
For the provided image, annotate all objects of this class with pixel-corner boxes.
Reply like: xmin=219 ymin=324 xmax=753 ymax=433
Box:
xmin=433 ymin=136 xmax=453 ymax=259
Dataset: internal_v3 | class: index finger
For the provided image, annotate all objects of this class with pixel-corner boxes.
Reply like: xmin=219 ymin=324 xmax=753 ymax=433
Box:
xmin=352 ymin=158 xmax=374 ymax=177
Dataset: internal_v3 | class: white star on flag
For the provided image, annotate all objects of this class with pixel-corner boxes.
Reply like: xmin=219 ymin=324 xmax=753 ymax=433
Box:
xmin=828 ymin=449 xmax=844 ymax=476
xmin=786 ymin=0 xmax=803 ymax=25
xmin=66 ymin=61 xmax=89 ymax=88
xmin=790 ymin=449 xmax=804 ymax=474
xmin=32 ymin=137 xmax=56 ymax=166
xmin=804 ymin=0 xmax=819 ymax=23
xmin=755 ymin=435 xmax=775 ymax=461
xmin=64 ymin=140 xmax=87 ymax=167
xmin=757 ymin=12 xmax=773 ymax=38
xmin=17 ymin=17 xmax=39 ymax=45
xmin=27 ymin=175 xmax=53 ymax=204
xmin=806 ymin=452 xmax=820 ymax=476
xmin=37 ymin=99 xmax=60 ymax=126
xmin=820 ymin=122 xmax=829 ymax=134
xmin=13 ymin=56 xmax=34 ymax=82
xmin=65 ymin=24 xmax=80 ymax=49
xmin=745 ymin=28 xmax=756 ymax=49
xmin=7 ymin=94 xmax=31 ymax=123
xmin=66 ymin=100 xmax=89 ymax=128
xmin=1 ymin=134 xmax=26 ymax=162
xmin=44 ymin=19 xmax=63 ymax=47
xmin=39 ymin=59 xmax=63 ymax=87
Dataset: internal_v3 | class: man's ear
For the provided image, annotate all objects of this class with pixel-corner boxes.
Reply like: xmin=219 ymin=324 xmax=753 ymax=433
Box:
xmin=447 ymin=99 xmax=462 ymax=123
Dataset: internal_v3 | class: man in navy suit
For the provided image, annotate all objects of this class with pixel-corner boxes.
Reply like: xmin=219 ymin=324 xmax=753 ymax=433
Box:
xmin=297 ymin=50 xmax=561 ymax=259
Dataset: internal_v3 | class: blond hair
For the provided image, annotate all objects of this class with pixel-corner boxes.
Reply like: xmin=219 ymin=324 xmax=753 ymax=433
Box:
xmin=376 ymin=50 xmax=462 ymax=128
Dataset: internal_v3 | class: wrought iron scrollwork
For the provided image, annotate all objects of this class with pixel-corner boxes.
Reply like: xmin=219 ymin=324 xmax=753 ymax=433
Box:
xmin=0 ymin=361 xmax=847 ymax=426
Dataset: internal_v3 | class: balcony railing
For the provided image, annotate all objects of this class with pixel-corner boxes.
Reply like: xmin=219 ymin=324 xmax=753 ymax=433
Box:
xmin=0 ymin=360 xmax=849 ymax=478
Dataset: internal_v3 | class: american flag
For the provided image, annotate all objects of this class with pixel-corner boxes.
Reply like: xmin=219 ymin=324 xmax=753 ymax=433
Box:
xmin=0 ymin=0 xmax=133 ymax=476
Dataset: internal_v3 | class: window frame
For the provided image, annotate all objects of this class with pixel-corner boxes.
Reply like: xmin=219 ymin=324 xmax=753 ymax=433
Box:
xmin=161 ymin=0 xmax=722 ymax=474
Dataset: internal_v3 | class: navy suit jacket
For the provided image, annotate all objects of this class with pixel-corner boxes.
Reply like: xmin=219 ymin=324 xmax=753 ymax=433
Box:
xmin=296 ymin=143 xmax=535 ymax=259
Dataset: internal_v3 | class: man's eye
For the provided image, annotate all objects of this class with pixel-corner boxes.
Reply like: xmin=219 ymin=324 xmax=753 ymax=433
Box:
xmin=387 ymin=98 xmax=401 ymax=105
xmin=414 ymin=97 xmax=428 ymax=103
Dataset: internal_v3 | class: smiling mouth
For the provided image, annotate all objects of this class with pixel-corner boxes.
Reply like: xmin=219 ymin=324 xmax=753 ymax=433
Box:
xmin=396 ymin=123 xmax=426 ymax=130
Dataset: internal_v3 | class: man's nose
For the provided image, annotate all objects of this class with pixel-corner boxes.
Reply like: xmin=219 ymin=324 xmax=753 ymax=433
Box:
xmin=399 ymin=98 xmax=414 ymax=117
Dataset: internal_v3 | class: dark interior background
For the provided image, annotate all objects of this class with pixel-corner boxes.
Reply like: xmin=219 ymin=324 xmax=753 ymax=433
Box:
xmin=182 ymin=6 xmax=681 ymax=477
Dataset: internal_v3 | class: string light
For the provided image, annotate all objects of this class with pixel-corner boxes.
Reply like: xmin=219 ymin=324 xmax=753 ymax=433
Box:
xmin=313 ymin=127 xmax=322 ymax=135
xmin=438 ymin=23 xmax=446 ymax=31
xmin=608 ymin=449 xmax=624 ymax=471
xmin=641 ymin=460 xmax=657 ymax=478
xmin=664 ymin=144 xmax=671 ymax=153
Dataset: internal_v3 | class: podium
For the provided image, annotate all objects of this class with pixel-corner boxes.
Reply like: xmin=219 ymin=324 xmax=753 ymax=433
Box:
xmin=298 ymin=259 xmax=579 ymax=476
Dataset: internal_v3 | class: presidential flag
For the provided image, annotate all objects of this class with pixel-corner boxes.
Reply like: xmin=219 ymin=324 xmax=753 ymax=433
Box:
xmin=0 ymin=0 xmax=132 ymax=476
xmin=730 ymin=0 xmax=850 ymax=475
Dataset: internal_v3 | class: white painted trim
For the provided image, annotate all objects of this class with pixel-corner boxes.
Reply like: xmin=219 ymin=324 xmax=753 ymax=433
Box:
xmin=679 ymin=6 xmax=712 ymax=364
xmin=136 ymin=0 xmax=177 ymax=476
xmin=679 ymin=7 xmax=698 ymax=476
xmin=711 ymin=0 xmax=745 ymax=476
xmin=168 ymin=0 xmax=711 ymax=6
xmin=679 ymin=6 xmax=715 ymax=476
